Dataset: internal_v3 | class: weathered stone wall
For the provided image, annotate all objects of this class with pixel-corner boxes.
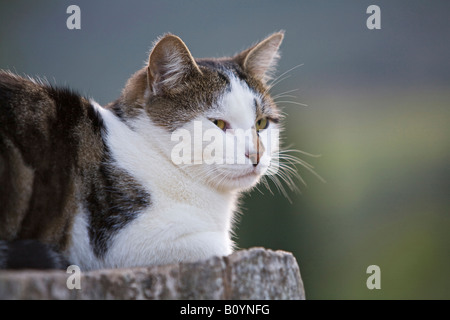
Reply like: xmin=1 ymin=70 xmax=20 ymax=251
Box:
xmin=0 ymin=247 xmax=305 ymax=300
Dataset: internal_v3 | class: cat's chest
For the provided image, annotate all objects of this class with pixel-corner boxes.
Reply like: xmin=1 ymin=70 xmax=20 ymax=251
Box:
xmin=69 ymin=188 xmax=234 ymax=270
xmin=71 ymin=104 xmax=237 ymax=269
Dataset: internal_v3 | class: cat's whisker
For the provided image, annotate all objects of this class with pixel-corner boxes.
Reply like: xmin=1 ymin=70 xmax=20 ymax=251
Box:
xmin=280 ymin=148 xmax=322 ymax=158
xmin=260 ymin=175 xmax=274 ymax=195
xmin=251 ymin=177 xmax=268 ymax=196
xmin=265 ymin=170 xmax=293 ymax=203
xmin=278 ymin=150 xmax=326 ymax=184
xmin=266 ymin=75 xmax=292 ymax=94
xmin=277 ymin=154 xmax=315 ymax=170
xmin=271 ymin=63 xmax=304 ymax=83
xmin=272 ymin=160 xmax=304 ymax=189
xmin=272 ymin=95 xmax=298 ymax=101
xmin=266 ymin=63 xmax=304 ymax=94
xmin=275 ymin=100 xmax=308 ymax=107
xmin=260 ymin=146 xmax=325 ymax=201
xmin=271 ymin=88 xmax=300 ymax=99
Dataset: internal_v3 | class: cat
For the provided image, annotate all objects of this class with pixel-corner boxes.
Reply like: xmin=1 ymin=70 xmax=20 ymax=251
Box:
xmin=0 ymin=31 xmax=288 ymax=270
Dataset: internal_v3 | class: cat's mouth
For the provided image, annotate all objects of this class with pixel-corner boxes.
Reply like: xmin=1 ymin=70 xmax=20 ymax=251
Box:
xmin=221 ymin=166 xmax=264 ymax=190
xmin=223 ymin=165 xmax=266 ymax=183
xmin=187 ymin=163 xmax=268 ymax=191
xmin=234 ymin=169 xmax=258 ymax=180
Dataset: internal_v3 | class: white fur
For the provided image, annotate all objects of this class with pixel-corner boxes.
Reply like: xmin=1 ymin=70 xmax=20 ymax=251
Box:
xmin=202 ymin=75 xmax=275 ymax=188
xmin=66 ymin=77 xmax=274 ymax=270
xmin=67 ymin=207 xmax=104 ymax=270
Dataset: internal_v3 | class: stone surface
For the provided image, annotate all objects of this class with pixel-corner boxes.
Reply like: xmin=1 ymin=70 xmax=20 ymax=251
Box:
xmin=0 ymin=247 xmax=305 ymax=300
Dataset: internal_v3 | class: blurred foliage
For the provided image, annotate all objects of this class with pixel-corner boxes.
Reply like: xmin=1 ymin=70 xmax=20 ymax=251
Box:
xmin=239 ymin=87 xmax=450 ymax=299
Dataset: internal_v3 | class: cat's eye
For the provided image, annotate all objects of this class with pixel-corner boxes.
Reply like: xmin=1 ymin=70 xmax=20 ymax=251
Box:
xmin=255 ymin=118 xmax=269 ymax=131
xmin=212 ymin=119 xmax=227 ymax=131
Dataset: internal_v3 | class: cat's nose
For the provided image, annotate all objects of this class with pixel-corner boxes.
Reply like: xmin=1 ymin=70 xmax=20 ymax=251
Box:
xmin=245 ymin=152 xmax=259 ymax=167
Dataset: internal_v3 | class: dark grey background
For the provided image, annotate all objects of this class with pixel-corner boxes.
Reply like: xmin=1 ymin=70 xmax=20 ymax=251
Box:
xmin=1 ymin=0 xmax=449 ymax=299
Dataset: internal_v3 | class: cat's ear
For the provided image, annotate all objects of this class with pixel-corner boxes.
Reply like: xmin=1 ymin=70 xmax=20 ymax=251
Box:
xmin=234 ymin=31 xmax=284 ymax=84
xmin=147 ymin=34 xmax=202 ymax=94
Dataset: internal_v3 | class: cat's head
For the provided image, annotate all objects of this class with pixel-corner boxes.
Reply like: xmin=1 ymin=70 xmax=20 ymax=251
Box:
xmin=117 ymin=32 xmax=285 ymax=192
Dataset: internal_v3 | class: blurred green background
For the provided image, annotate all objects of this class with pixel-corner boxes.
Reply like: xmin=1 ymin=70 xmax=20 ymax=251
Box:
xmin=1 ymin=0 xmax=449 ymax=299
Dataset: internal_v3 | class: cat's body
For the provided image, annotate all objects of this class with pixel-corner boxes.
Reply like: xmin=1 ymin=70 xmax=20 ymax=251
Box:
xmin=0 ymin=32 xmax=285 ymax=270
